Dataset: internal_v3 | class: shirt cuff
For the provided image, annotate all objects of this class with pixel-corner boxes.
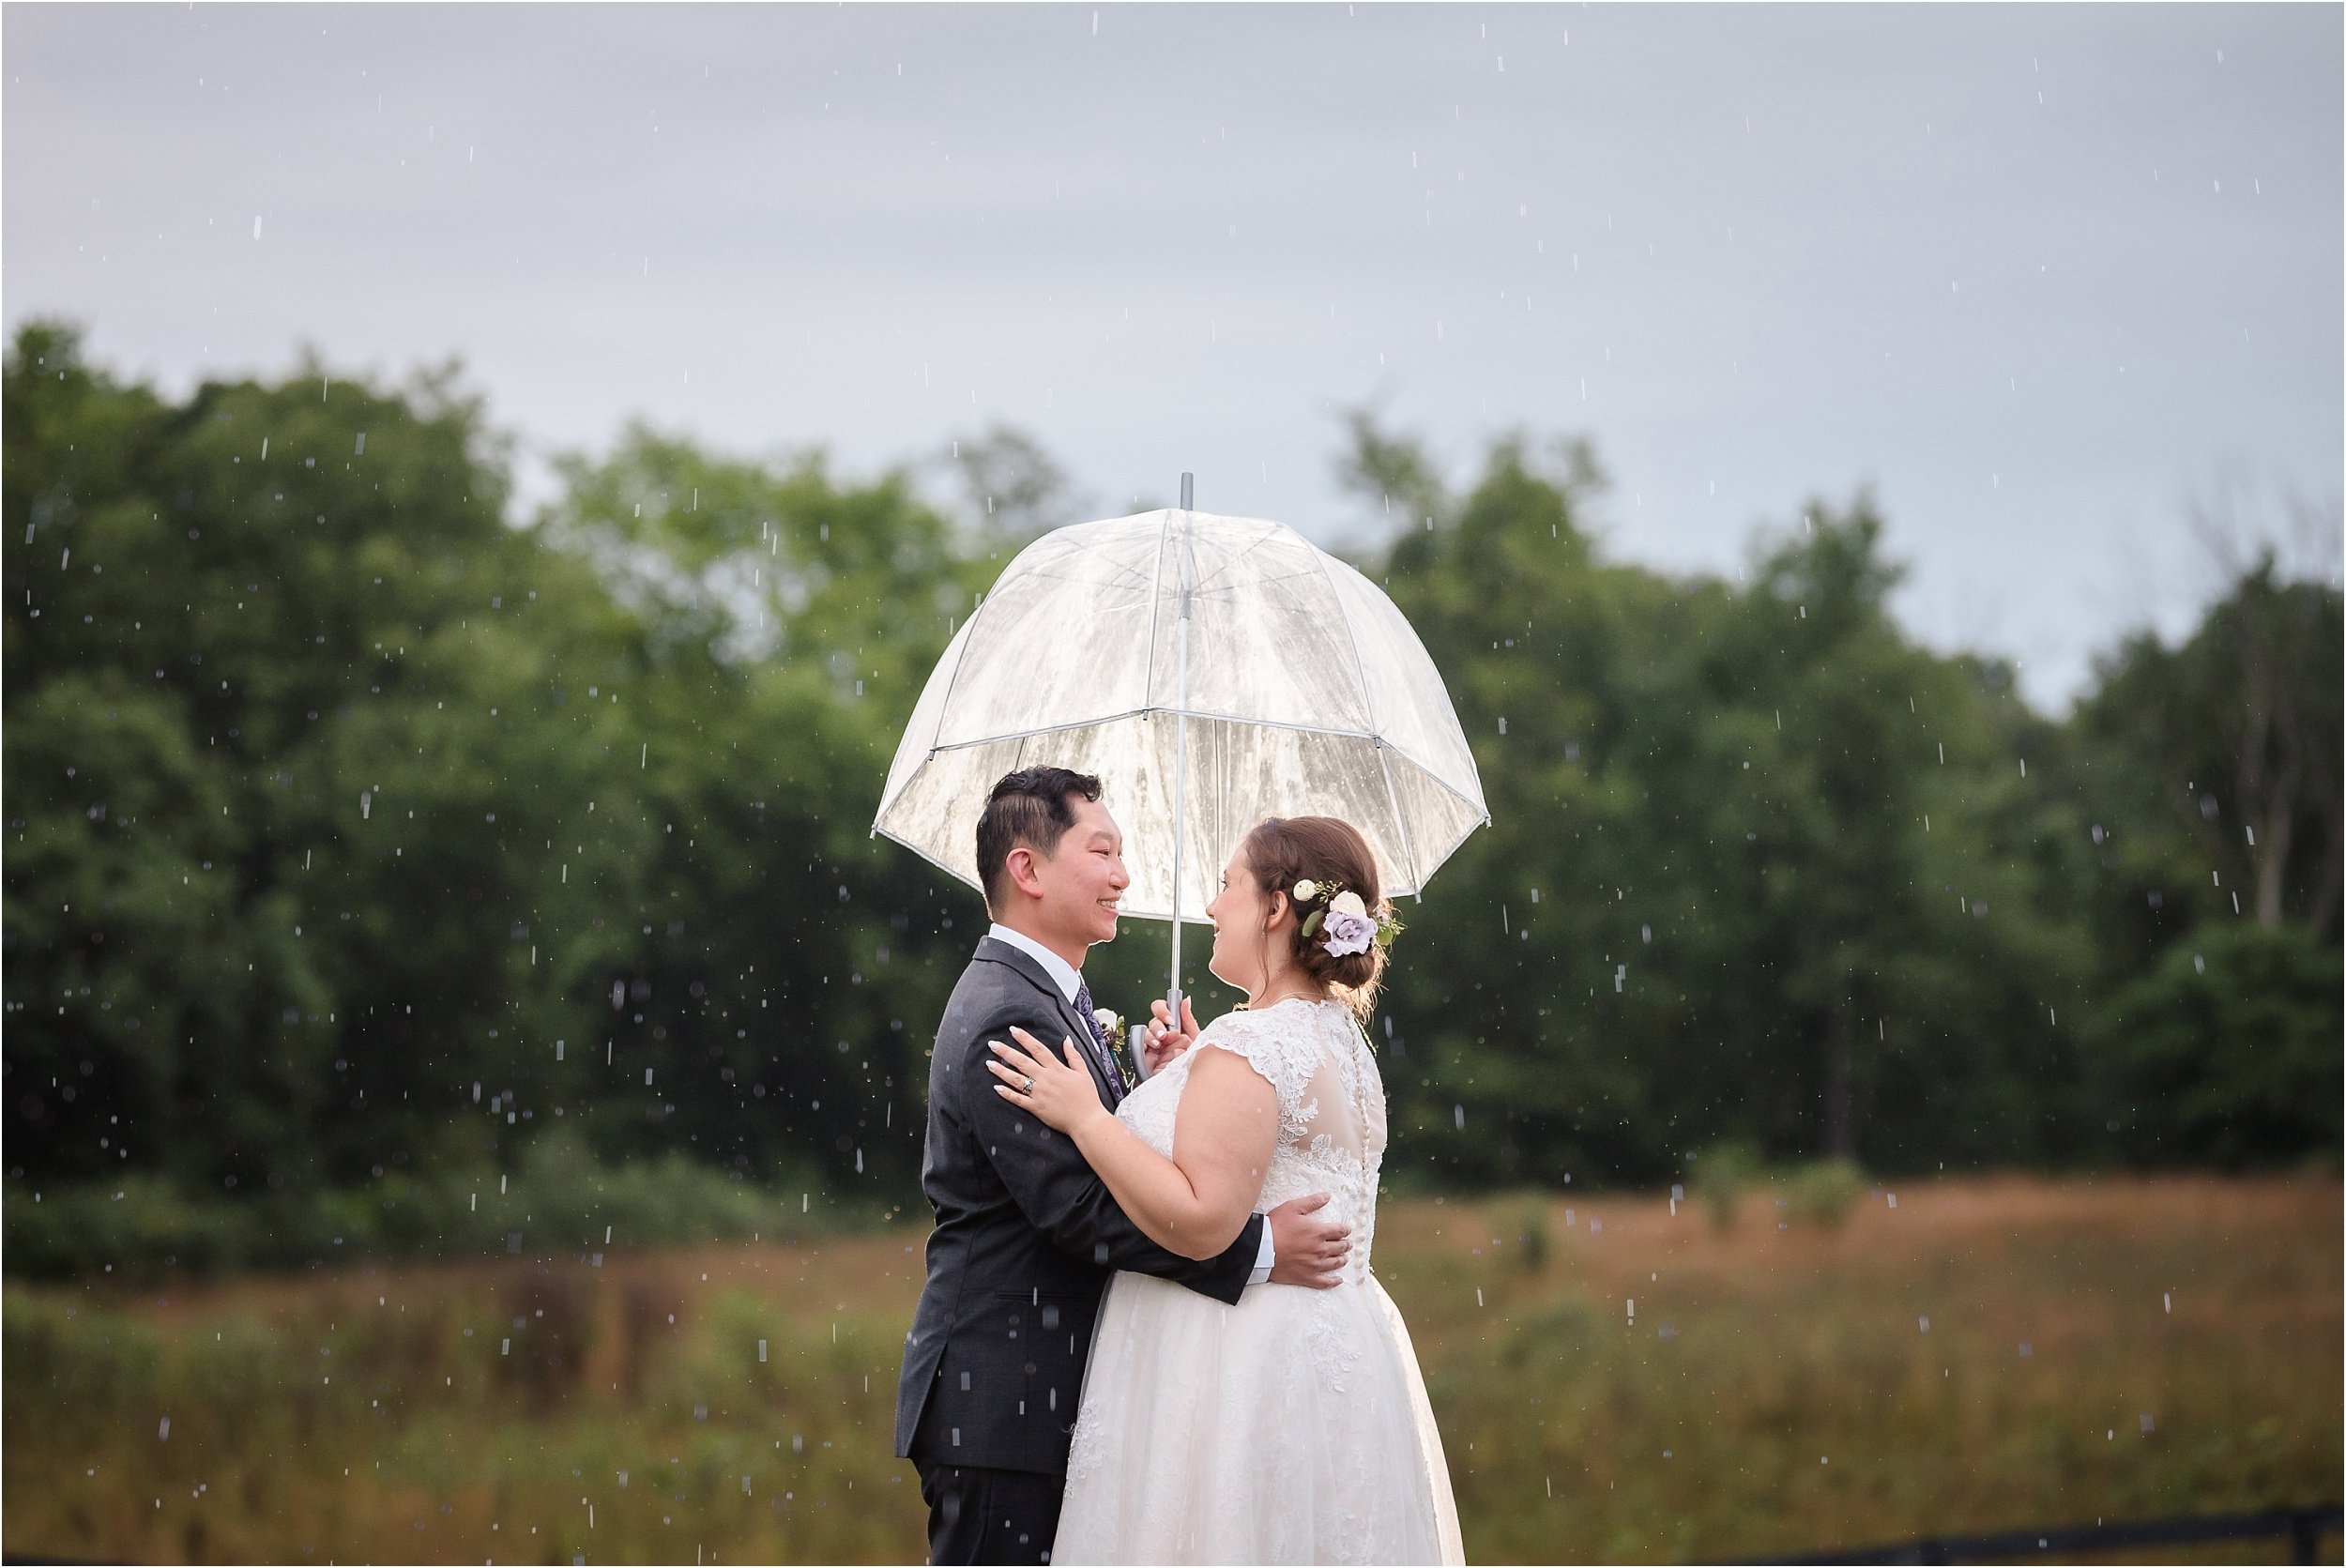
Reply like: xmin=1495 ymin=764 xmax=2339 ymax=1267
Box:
xmin=1247 ymin=1216 xmax=1275 ymax=1286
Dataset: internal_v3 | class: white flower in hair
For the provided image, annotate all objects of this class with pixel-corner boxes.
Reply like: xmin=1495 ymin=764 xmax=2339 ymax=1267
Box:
xmin=1292 ymin=878 xmax=1320 ymax=902
xmin=1329 ymin=890 xmax=1368 ymax=919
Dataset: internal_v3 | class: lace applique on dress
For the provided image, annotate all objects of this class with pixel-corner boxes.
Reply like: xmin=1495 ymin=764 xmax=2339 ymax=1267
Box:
xmin=1055 ymin=997 xmax=1464 ymax=1565
xmin=1103 ymin=1000 xmax=1395 ymax=1395
xmin=1303 ymin=1286 xmax=1366 ymax=1393
xmin=1194 ymin=1009 xmax=1322 ymax=1147
xmin=1065 ymin=1401 xmax=1106 ymax=1484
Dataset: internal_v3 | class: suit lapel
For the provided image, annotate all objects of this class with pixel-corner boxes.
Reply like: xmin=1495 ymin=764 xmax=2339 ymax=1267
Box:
xmin=972 ymin=937 xmax=1117 ymax=1106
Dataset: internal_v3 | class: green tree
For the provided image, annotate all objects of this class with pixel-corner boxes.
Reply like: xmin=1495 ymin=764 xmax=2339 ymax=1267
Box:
xmin=9 ymin=319 xmax=2336 ymax=1278
xmin=3 ymin=321 xmax=1058 ymax=1214
xmin=2075 ymin=560 xmax=2342 ymax=948
xmin=525 ymin=425 xmax=1000 ymax=1192
xmin=3 ymin=322 xmax=629 ymax=1189
xmin=2070 ymin=556 xmax=2343 ymax=1165
xmin=2090 ymin=921 xmax=2341 ymax=1166
xmin=1344 ymin=419 xmax=2094 ymax=1183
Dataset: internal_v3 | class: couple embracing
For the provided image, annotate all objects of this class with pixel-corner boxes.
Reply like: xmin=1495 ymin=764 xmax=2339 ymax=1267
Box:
xmin=895 ymin=766 xmax=1463 ymax=1565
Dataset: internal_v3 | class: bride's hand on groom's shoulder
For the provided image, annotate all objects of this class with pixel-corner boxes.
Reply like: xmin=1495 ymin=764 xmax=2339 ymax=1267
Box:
xmin=1143 ymin=997 xmax=1202 ymax=1073
xmin=986 ymin=1027 xmax=1109 ymax=1137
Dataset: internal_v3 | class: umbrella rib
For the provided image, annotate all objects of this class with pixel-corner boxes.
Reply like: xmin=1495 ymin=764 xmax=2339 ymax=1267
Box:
xmin=1181 ymin=519 xmax=1303 ymax=595
xmin=1385 ymin=807 xmax=1485 ymax=905
xmin=1186 ymin=530 xmax=1274 ymax=593
xmin=1311 ymin=546 xmax=1429 ymax=892
xmin=1013 ymin=559 xmax=1158 ymax=594
xmin=1427 ymin=765 xmax=1495 ymax=827
xmin=1143 ymin=510 xmax=1170 ymax=711
xmin=1311 ymin=547 xmax=1385 ymax=740
xmin=924 ymin=708 xmax=1387 ymax=754
xmin=1310 ymin=550 xmax=1490 ymax=831
xmin=1365 ymin=749 xmax=1491 ymax=839
xmin=928 ymin=584 xmax=1000 ymax=766
xmin=874 ymin=823 xmax=979 ymax=893
xmin=1377 ymin=740 xmax=1425 ymax=898
xmin=1194 ymin=547 xmax=1318 ymax=596
xmin=1196 ymin=565 xmax=1332 ymax=598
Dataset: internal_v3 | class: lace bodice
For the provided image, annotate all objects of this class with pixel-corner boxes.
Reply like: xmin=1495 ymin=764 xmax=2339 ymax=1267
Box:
xmin=1115 ymin=997 xmax=1387 ymax=1285
xmin=1060 ymin=997 xmax=1464 ymax=1565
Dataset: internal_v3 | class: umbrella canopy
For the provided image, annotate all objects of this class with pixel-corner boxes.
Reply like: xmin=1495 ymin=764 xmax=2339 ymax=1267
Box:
xmin=873 ymin=507 xmax=1488 ymax=924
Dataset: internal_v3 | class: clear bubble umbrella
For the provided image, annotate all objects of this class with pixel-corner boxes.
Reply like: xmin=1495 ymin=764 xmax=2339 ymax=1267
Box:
xmin=872 ymin=481 xmax=1489 ymax=1052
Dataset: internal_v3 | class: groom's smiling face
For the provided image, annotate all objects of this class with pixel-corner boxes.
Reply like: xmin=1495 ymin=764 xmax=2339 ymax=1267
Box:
xmin=1012 ymin=795 xmax=1129 ymax=951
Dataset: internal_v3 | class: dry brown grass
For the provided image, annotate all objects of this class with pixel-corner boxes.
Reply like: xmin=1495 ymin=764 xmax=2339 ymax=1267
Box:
xmin=6 ymin=1173 xmax=2338 ymax=1564
xmin=1382 ymin=1172 xmax=2341 ymax=1563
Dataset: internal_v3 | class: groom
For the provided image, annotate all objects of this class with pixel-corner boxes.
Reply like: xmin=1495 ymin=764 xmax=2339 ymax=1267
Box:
xmin=896 ymin=765 xmax=1351 ymax=1564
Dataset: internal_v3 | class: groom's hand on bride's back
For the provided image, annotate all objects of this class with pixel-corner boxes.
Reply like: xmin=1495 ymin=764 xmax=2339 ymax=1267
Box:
xmin=1265 ymin=1193 xmax=1350 ymax=1289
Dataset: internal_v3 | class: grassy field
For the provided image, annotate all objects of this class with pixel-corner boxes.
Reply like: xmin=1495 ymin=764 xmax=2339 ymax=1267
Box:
xmin=4 ymin=1173 xmax=2338 ymax=1564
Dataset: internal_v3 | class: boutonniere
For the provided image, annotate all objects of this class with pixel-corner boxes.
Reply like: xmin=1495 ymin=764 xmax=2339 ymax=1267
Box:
xmin=1092 ymin=1006 xmax=1127 ymax=1056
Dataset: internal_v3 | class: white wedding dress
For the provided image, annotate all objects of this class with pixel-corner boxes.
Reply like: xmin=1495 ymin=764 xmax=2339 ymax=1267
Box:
xmin=1053 ymin=998 xmax=1466 ymax=1565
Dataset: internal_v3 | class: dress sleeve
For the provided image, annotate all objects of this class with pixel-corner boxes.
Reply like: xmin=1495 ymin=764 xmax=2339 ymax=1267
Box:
xmin=1195 ymin=1011 xmax=1315 ymax=1130
xmin=951 ymin=999 xmax=1263 ymax=1301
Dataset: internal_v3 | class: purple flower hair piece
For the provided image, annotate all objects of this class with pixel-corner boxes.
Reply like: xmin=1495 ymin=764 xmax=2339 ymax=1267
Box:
xmin=1320 ymin=908 xmax=1377 ymax=957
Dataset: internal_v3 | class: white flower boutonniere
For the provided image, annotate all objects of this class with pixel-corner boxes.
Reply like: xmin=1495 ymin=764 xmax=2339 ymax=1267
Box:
xmin=1093 ymin=1006 xmax=1126 ymax=1052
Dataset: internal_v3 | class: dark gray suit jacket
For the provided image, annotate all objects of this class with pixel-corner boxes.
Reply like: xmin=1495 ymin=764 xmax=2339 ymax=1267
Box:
xmin=894 ymin=936 xmax=1263 ymax=1476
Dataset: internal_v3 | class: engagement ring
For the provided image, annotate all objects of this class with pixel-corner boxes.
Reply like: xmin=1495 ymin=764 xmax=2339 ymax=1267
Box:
xmin=1020 ymin=1073 xmax=1035 ymax=1095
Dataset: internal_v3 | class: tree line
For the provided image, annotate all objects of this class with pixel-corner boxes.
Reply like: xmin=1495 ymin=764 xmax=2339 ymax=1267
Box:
xmin=4 ymin=321 xmax=2336 ymax=1256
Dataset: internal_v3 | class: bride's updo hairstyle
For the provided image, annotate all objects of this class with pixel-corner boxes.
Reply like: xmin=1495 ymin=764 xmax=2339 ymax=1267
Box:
xmin=1240 ymin=814 xmax=1392 ymax=1024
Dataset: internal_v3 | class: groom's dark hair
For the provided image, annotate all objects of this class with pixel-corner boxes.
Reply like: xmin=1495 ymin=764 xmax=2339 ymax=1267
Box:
xmin=976 ymin=766 xmax=1104 ymax=915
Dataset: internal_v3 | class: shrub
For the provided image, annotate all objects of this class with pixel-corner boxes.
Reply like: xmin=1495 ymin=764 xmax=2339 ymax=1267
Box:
xmin=2089 ymin=921 xmax=2343 ymax=1167
xmin=1516 ymin=1197 xmax=1551 ymax=1272
xmin=1778 ymin=1158 xmax=1867 ymax=1229
xmin=1692 ymin=1141 xmax=1763 ymax=1231
xmin=3 ymin=1129 xmax=842 ymax=1283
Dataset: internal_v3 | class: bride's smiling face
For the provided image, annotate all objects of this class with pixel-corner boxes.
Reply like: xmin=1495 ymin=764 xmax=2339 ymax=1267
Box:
xmin=1204 ymin=845 xmax=1287 ymax=997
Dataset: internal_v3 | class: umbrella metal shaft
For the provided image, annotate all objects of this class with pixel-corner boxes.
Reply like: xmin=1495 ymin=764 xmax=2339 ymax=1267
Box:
xmin=1165 ymin=477 xmax=1195 ymax=1062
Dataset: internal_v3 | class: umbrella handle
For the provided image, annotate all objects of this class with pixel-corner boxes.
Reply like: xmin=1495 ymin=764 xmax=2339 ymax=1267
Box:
xmin=1134 ymin=976 xmax=1179 ymax=1088
xmin=1136 ymin=946 xmax=1176 ymax=1088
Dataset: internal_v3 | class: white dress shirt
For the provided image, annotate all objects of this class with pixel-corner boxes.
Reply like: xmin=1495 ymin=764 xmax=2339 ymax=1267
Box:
xmin=987 ymin=921 xmax=1274 ymax=1285
xmin=987 ymin=921 xmax=1083 ymax=1005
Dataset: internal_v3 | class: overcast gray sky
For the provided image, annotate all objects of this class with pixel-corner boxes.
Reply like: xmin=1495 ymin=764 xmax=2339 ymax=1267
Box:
xmin=7 ymin=3 xmax=2338 ymax=709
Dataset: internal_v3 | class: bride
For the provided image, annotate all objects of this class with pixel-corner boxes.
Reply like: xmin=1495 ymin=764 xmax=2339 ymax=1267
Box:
xmin=985 ymin=814 xmax=1464 ymax=1565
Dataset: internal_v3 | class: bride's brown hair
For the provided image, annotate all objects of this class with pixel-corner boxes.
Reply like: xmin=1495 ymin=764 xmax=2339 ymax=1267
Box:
xmin=1239 ymin=815 xmax=1392 ymax=1026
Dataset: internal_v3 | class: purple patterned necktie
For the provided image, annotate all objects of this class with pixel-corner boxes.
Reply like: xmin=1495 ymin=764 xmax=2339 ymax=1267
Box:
xmin=1072 ymin=979 xmax=1129 ymax=1103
